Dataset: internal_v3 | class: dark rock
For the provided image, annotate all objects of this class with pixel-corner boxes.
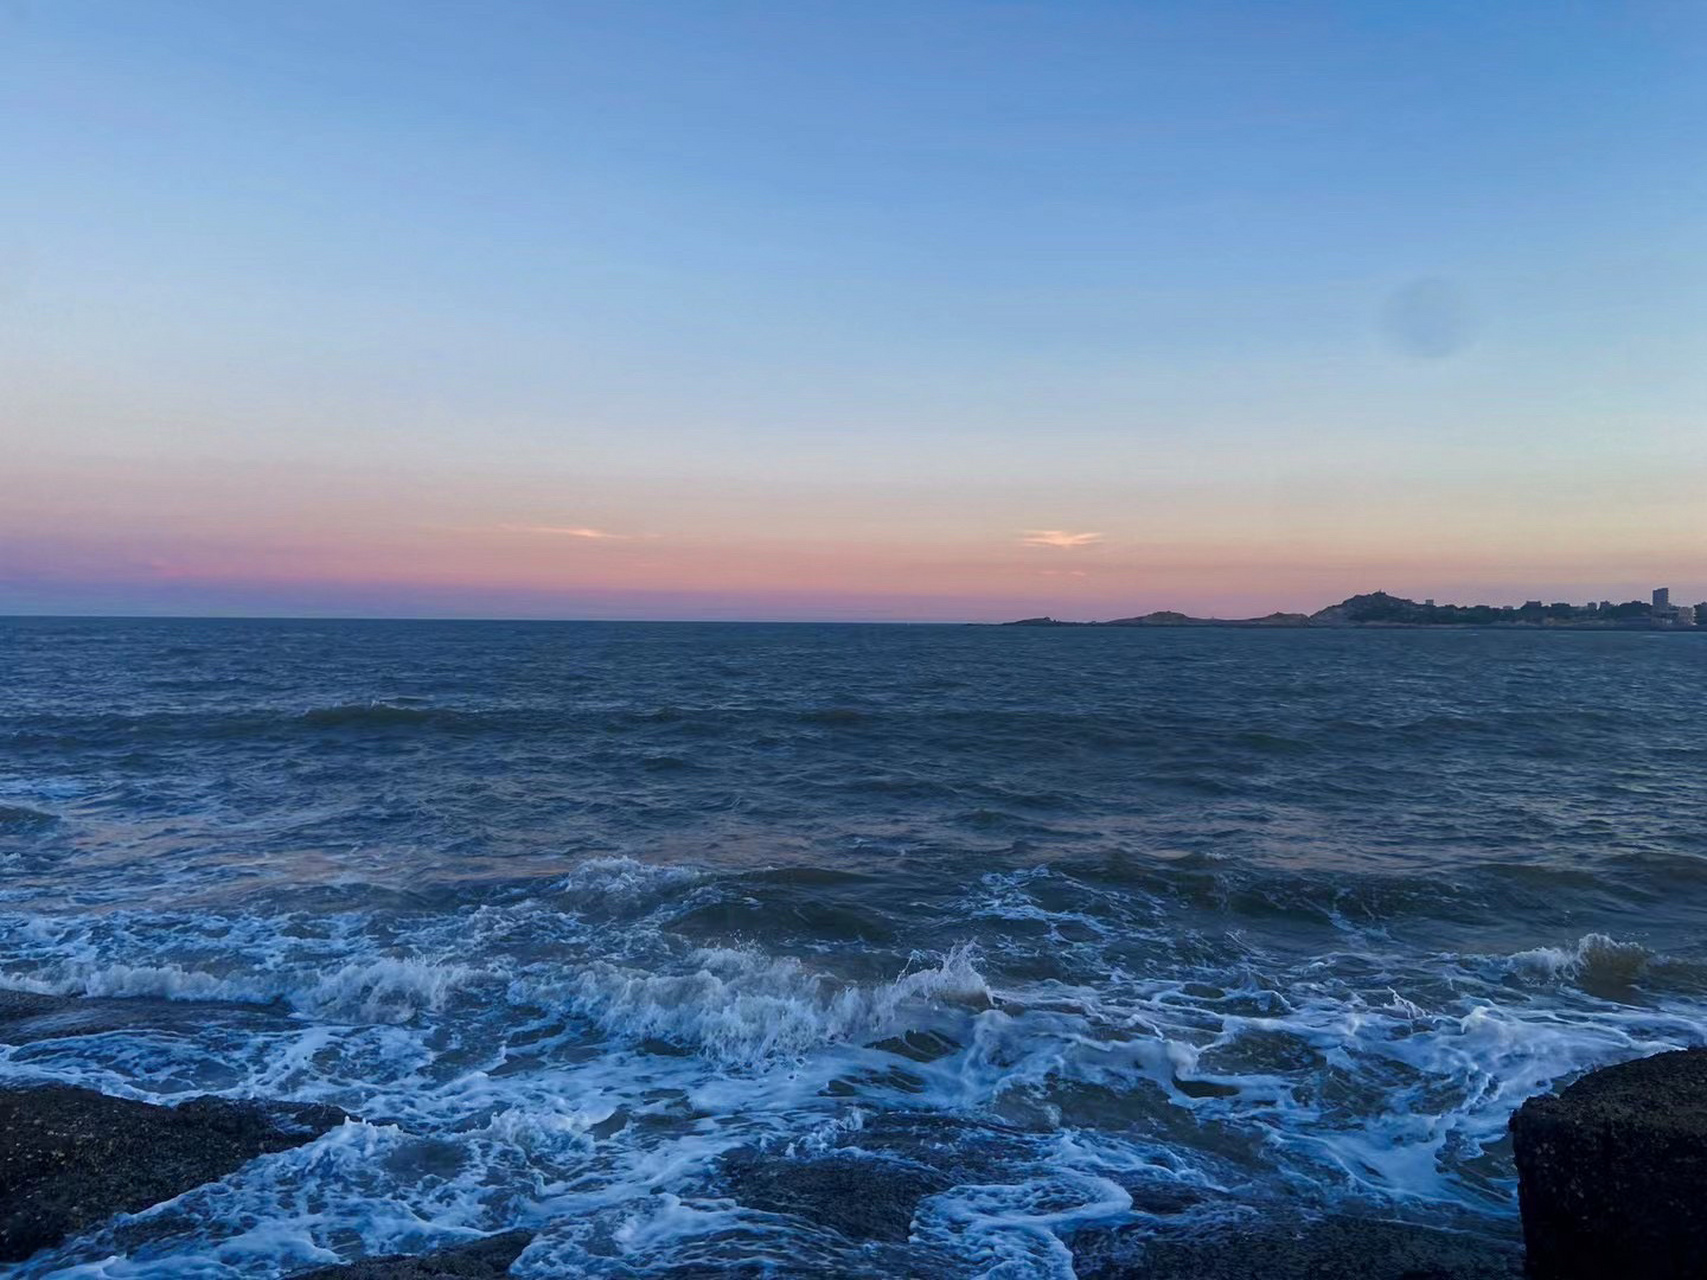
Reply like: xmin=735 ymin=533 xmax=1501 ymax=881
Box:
xmin=0 ymin=1083 xmax=347 ymax=1264
xmin=869 ymin=1029 xmax=962 ymax=1062
xmin=0 ymin=990 xmax=69 ymax=1023
xmin=801 ymin=1108 xmax=1063 ymax=1187
xmin=719 ymin=1148 xmax=950 ymax=1242
xmin=1118 ymin=1181 xmax=1206 ymax=1217
xmin=1510 ymin=1046 xmax=1707 ymax=1279
xmin=290 ymin=1229 xmax=534 ymax=1278
xmin=1071 ymin=1214 xmax=1522 ymax=1279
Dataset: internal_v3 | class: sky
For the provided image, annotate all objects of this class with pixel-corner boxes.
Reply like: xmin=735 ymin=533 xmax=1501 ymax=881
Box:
xmin=3 ymin=0 xmax=1704 ymax=621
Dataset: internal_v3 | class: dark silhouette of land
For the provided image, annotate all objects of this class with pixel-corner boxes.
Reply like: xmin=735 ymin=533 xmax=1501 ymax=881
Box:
xmin=1007 ymin=591 xmax=1706 ymax=630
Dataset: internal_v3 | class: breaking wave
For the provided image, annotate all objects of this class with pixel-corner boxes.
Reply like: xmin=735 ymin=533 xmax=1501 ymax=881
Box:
xmin=1505 ymin=933 xmax=1654 ymax=988
xmin=0 ymin=956 xmax=490 ymax=1026
xmin=542 ymin=943 xmax=990 ymax=1067
xmin=8 ymin=618 xmax=1707 ymax=1276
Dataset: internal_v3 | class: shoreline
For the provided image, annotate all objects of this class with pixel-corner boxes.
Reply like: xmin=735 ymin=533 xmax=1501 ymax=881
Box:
xmin=9 ymin=1045 xmax=1704 ymax=1275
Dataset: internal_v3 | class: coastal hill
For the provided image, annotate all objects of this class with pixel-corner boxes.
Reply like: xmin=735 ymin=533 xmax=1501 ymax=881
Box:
xmin=1007 ymin=591 xmax=1705 ymax=629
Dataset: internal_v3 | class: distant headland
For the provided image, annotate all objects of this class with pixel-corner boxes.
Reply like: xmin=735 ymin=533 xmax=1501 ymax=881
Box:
xmin=1007 ymin=588 xmax=1705 ymax=630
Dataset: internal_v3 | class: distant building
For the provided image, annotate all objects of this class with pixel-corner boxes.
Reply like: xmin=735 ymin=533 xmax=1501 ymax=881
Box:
xmin=1650 ymin=587 xmax=1696 ymax=627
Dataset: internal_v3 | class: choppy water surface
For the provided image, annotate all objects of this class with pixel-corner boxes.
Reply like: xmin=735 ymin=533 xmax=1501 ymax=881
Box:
xmin=2 ymin=618 xmax=1705 ymax=1277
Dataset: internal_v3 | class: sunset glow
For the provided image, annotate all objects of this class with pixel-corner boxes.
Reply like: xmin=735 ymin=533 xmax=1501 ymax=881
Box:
xmin=4 ymin=2 xmax=1704 ymax=619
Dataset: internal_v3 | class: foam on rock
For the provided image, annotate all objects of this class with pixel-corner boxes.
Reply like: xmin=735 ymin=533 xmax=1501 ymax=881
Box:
xmin=0 ymin=1083 xmax=347 ymax=1264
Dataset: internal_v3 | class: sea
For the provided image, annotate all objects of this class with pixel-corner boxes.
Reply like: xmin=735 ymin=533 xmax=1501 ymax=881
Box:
xmin=2 ymin=617 xmax=1705 ymax=1278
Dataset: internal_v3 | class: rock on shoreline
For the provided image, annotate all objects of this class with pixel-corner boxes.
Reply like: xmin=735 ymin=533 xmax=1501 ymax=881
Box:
xmin=719 ymin=1146 xmax=951 ymax=1242
xmin=0 ymin=1083 xmax=346 ymax=1264
xmin=1069 ymin=1214 xmax=1522 ymax=1279
xmin=3 ymin=1033 xmax=1701 ymax=1276
xmin=290 ymin=1230 xmax=535 ymax=1278
xmin=1510 ymin=1046 xmax=1707 ymax=1280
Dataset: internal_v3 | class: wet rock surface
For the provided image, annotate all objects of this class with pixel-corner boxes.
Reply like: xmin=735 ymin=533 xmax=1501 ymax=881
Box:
xmin=1070 ymin=1213 xmax=1523 ymax=1279
xmin=0 ymin=1083 xmax=347 ymax=1264
xmin=1510 ymin=1046 xmax=1707 ymax=1279
xmin=0 ymin=990 xmax=67 ymax=1021
xmin=719 ymin=1146 xmax=951 ymax=1242
xmin=290 ymin=1230 xmax=535 ymax=1278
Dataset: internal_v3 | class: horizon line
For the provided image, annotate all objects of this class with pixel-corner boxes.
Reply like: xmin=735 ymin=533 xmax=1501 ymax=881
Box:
xmin=2 ymin=585 xmax=1694 ymax=629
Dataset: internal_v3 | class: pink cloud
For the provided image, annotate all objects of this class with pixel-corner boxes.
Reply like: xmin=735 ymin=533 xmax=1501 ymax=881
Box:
xmin=500 ymin=524 xmax=632 ymax=540
xmin=1021 ymin=530 xmax=1104 ymax=549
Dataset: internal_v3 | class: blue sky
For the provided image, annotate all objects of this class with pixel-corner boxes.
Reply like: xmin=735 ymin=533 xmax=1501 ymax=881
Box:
xmin=4 ymin=1 xmax=1704 ymax=618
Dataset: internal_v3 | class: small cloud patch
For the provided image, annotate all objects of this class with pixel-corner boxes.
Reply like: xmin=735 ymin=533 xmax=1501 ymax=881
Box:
xmin=502 ymin=525 xmax=631 ymax=540
xmin=1021 ymin=530 xmax=1104 ymax=549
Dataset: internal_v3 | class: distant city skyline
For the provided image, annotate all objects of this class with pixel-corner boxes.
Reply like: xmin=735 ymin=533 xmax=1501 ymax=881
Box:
xmin=4 ymin=2 xmax=1704 ymax=621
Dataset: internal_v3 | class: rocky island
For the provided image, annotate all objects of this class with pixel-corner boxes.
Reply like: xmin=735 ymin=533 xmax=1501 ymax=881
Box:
xmin=1008 ymin=589 xmax=1705 ymax=630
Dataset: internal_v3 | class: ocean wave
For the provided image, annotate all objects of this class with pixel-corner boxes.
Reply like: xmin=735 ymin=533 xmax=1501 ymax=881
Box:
xmin=1504 ymin=933 xmax=1653 ymax=989
xmin=0 ymin=956 xmax=489 ymax=1025
xmin=0 ymin=778 xmax=85 ymax=800
xmin=3 ymin=702 xmax=509 ymax=749
xmin=535 ymin=943 xmax=989 ymax=1067
xmin=293 ymin=958 xmax=489 ymax=1023
xmin=298 ymin=702 xmax=474 ymax=730
xmin=798 ymin=707 xmax=872 ymax=728
xmin=552 ymin=856 xmax=702 ymax=899
xmin=0 ymin=803 xmax=58 ymax=828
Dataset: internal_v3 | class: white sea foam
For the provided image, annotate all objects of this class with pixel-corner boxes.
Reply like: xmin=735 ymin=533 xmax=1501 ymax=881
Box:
xmin=0 ymin=963 xmax=274 ymax=1005
xmin=549 ymin=856 xmax=702 ymax=911
xmin=535 ymin=942 xmax=989 ymax=1067
xmin=913 ymin=1173 xmax=1131 ymax=1279
xmin=0 ymin=955 xmax=489 ymax=1025
xmin=292 ymin=957 xmax=488 ymax=1024
xmin=6 ymin=886 xmax=1707 ymax=1276
xmin=1505 ymin=932 xmax=1652 ymax=987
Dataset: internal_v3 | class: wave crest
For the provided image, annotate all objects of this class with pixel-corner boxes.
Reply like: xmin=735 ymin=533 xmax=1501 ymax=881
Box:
xmin=0 ymin=956 xmax=486 ymax=1025
xmin=550 ymin=856 xmax=702 ymax=910
xmin=299 ymin=703 xmax=461 ymax=730
xmin=1506 ymin=933 xmax=1652 ymax=989
xmin=0 ymin=803 xmax=57 ymax=828
xmin=541 ymin=943 xmax=989 ymax=1067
